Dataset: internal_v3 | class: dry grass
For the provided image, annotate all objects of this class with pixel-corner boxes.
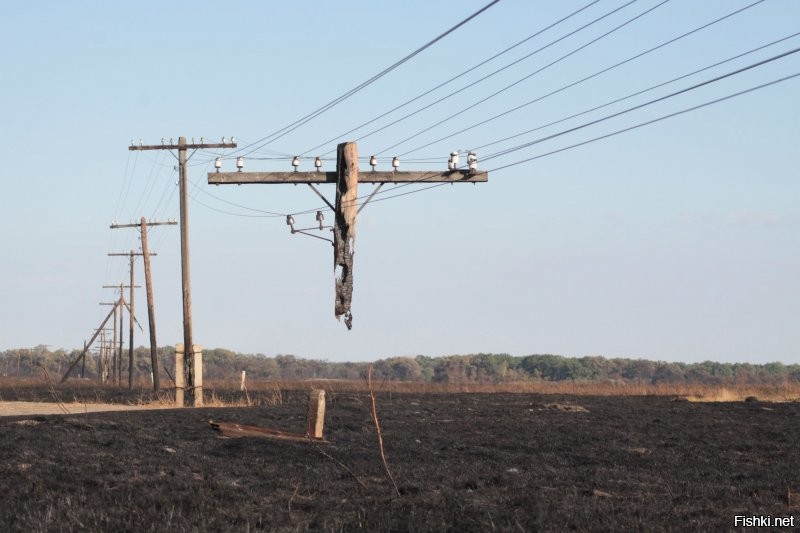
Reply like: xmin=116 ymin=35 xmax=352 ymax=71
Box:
xmin=3 ymin=376 xmax=799 ymax=405
xmin=204 ymin=379 xmax=800 ymax=402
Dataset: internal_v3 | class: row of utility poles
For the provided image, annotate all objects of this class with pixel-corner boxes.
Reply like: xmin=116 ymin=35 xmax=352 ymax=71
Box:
xmin=63 ymin=137 xmax=235 ymax=408
xmin=62 ymin=220 xmax=174 ymax=390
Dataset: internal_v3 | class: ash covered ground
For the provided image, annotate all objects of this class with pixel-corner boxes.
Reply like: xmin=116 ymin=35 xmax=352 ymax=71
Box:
xmin=1 ymin=389 xmax=799 ymax=531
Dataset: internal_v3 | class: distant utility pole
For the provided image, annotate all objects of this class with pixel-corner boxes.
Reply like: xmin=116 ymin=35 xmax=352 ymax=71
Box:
xmin=129 ymin=137 xmax=236 ymax=406
xmin=111 ymin=217 xmax=176 ymax=391
xmin=99 ymin=301 xmax=119 ymax=384
xmin=108 ymin=251 xmax=154 ymax=389
xmin=61 ymin=298 xmax=122 ymax=383
xmin=208 ymin=141 xmax=488 ymax=329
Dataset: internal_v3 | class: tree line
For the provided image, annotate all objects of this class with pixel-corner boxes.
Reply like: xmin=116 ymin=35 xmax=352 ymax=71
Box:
xmin=1 ymin=346 xmax=798 ymax=386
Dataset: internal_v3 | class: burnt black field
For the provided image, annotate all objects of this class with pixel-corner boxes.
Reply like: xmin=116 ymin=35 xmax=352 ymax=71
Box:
xmin=1 ymin=389 xmax=799 ymax=532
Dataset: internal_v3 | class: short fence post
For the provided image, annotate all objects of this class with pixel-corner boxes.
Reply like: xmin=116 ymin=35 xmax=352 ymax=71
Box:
xmin=193 ymin=344 xmax=203 ymax=407
xmin=175 ymin=343 xmax=185 ymax=407
xmin=306 ymin=389 xmax=326 ymax=439
xmin=240 ymin=370 xmax=246 ymax=391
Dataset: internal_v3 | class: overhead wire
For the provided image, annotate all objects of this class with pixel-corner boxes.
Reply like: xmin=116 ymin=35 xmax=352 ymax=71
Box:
xmin=469 ymin=30 xmax=800 ymax=154
xmin=397 ymin=0 xmax=767 ymax=158
xmin=280 ymin=51 xmax=800 ymax=216
xmin=480 ymin=45 xmax=800 ymax=162
xmin=375 ymin=0 xmax=672 ymax=157
xmin=299 ymin=0 xmax=602 ymax=157
xmin=232 ymin=0 xmax=503 ymax=158
xmin=186 ymin=160 xmax=287 ymax=218
xmin=328 ymin=69 xmax=800 ymax=210
xmin=115 ymin=4 xmax=794 ymax=240
xmin=488 ymin=70 xmax=800 ymax=173
xmin=327 ymin=0 xmax=645 ymax=158
xmin=177 ymin=1 xmax=657 ymax=220
xmin=150 ymin=171 xmax=178 ymax=222
xmin=131 ymin=150 xmax=168 ymax=219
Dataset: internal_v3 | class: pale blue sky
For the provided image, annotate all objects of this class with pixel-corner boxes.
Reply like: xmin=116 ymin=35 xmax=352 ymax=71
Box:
xmin=1 ymin=0 xmax=798 ymax=363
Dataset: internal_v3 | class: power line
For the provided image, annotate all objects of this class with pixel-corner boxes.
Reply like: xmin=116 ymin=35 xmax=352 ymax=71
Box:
xmin=299 ymin=0 xmax=602 ymax=157
xmin=481 ymin=45 xmax=800 ymax=162
xmin=324 ymin=0 xmax=643 ymax=158
xmin=376 ymin=0 xmax=671 ymax=157
xmin=288 ymin=69 xmax=800 ymax=216
xmin=470 ymin=30 xmax=800 ymax=154
xmin=488 ymin=71 xmax=800 ymax=173
xmin=190 ymin=174 xmax=286 ymax=217
xmin=395 ymin=0 xmax=766 ymax=158
xmin=234 ymin=0 xmax=503 ymax=158
xmin=131 ymin=150 xmax=168 ymax=219
xmin=188 ymin=190 xmax=285 ymax=219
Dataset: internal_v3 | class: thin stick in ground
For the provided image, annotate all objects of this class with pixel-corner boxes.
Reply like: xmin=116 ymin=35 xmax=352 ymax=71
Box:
xmin=368 ymin=364 xmax=400 ymax=496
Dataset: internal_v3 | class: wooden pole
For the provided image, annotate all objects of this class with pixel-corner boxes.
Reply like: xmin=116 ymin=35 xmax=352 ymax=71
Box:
xmin=334 ymin=142 xmax=358 ymax=330
xmin=140 ymin=217 xmax=160 ymax=391
xmin=110 ymin=220 xmax=171 ymax=389
xmin=118 ymin=290 xmax=124 ymax=386
xmin=98 ymin=331 xmax=105 ymax=382
xmin=306 ymin=389 xmax=326 ymax=439
xmin=112 ymin=303 xmax=118 ymax=385
xmin=128 ymin=138 xmax=235 ymax=398
xmin=128 ymin=252 xmax=135 ymax=389
xmin=60 ymin=300 xmax=120 ymax=382
xmin=178 ymin=137 xmax=196 ymax=404
xmin=80 ymin=341 xmax=87 ymax=378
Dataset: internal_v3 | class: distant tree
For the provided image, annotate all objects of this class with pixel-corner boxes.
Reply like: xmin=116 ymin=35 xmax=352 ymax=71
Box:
xmin=373 ymin=357 xmax=423 ymax=381
xmin=651 ymin=362 xmax=686 ymax=384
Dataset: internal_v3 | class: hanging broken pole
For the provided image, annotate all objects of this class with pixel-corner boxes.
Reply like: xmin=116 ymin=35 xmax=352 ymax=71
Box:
xmin=334 ymin=142 xmax=358 ymax=329
xmin=208 ymin=141 xmax=488 ymax=329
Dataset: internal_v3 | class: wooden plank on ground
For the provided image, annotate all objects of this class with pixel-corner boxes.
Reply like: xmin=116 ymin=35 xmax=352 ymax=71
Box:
xmin=208 ymin=420 xmax=324 ymax=443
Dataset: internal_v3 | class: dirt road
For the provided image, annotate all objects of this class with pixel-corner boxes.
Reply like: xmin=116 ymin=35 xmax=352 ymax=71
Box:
xmin=0 ymin=401 xmax=173 ymax=416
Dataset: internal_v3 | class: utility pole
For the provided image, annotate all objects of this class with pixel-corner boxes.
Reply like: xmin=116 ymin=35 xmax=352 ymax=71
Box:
xmin=111 ymin=218 xmax=176 ymax=391
xmin=61 ymin=299 xmax=122 ymax=383
xmin=108 ymin=251 xmax=153 ymax=389
xmin=98 ymin=330 xmax=105 ymax=382
xmin=208 ymin=141 xmax=488 ymax=329
xmin=90 ymin=328 xmax=112 ymax=382
xmin=118 ymin=287 xmax=125 ymax=385
xmin=103 ymin=272 xmax=147 ymax=389
xmin=99 ymin=301 xmax=119 ymax=384
xmin=81 ymin=341 xmax=87 ymax=378
xmin=129 ymin=137 xmax=236 ymax=406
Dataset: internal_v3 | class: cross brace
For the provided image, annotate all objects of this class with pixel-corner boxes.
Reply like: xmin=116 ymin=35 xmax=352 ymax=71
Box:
xmin=208 ymin=169 xmax=487 ymax=185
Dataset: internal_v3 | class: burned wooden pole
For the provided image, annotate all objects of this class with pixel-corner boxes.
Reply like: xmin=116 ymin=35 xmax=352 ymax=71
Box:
xmin=207 ymin=142 xmax=488 ymax=329
xmin=334 ymin=142 xmax=358 ymax=330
